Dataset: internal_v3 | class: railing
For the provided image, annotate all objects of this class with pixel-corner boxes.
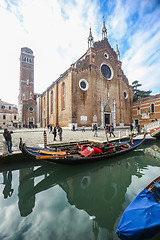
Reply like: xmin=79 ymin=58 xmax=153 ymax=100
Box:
xmin=143 ymin=120 xmax=160 ymax=132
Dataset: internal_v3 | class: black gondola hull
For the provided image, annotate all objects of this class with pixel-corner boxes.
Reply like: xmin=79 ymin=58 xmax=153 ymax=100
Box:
xmin=20 ymin=137 xmax=146 ymax=165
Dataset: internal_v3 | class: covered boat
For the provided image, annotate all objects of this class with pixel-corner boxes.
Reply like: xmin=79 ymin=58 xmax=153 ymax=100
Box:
xmin=116 ymin=176 xmax=160 ymax=240
xmin=19 ymin=135 xmax=146 ymax=165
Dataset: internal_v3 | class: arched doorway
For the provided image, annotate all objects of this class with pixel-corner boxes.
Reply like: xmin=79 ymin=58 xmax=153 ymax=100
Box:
xmin=104 ymin=105 xmax=111 ymax=125
xmin=28 ymin=117 xmax=35 ymax=128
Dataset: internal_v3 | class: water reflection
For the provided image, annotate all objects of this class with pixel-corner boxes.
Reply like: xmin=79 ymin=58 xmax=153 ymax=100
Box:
xmin=18 ymin=167 xmax=35 ymax=217
xmin=2 ymin=171 xmax=14 ymax=198
xmin=0 ymin=140 xmax=160 ymax=239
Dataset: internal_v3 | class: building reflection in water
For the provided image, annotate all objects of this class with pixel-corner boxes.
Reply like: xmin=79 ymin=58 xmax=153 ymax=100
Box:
xmin=18 ymin=167 xmax=35 ymax=217
xmin=12 ymin=144 xmax=160 ymax=238
xmin=16 ymin=156 xmax=137 ymax=236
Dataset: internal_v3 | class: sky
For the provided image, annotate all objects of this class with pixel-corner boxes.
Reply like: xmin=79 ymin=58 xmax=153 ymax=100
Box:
xmin=0 ymin=0 xmax=160 ymax=106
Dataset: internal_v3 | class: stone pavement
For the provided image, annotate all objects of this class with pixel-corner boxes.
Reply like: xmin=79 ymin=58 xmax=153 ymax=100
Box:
xmin=0 ymin=127 xmax=135 ymax=153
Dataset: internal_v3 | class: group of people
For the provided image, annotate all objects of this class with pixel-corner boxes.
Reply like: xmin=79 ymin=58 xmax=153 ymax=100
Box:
xmin=130 ymin=123 xmax=141 ymax=134
xmin=104 ymin=123 xmax=115 ymax=137
xmin=48 ymin=125 xmax=63 ymax=141
xmin=92 ymin=123 xmax=115 ymax=139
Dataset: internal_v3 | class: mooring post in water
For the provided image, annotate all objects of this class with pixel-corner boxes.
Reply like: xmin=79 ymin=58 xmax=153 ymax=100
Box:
xmin=44 ymin=131 xmax=47 ymax=148
xmin=2 ymin=140 xmax=8 ymax=156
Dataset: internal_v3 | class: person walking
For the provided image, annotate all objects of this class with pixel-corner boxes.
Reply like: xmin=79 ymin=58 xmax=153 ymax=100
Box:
xmin=3 ymin=129 xmax=13 ymax=153
xmin=53 ymin=126 xmax=57 ymax=141
xmin=58 ymin=126 xmax=62 ymax=141
xmin=109 ymin=123 xmax=115 ymax=137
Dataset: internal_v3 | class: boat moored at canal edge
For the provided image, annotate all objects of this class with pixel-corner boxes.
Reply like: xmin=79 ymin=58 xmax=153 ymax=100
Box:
xmin=19 ymin=135 xmax=146 ymax=165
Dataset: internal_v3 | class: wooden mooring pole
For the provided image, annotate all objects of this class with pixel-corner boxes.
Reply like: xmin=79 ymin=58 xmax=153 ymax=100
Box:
xmin=43 ymin=131 xmax=47 ymax=148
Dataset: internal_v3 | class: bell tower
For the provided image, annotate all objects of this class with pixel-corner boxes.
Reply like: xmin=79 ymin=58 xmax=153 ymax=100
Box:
xmin=18 ymin=47 xmax=37 ymax=127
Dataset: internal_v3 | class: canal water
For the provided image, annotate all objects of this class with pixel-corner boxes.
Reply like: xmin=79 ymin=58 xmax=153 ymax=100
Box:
xmin=0 ymin=139 xmax=160 ymax=240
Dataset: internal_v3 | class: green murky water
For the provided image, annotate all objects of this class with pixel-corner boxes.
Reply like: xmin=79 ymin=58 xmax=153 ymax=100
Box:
xmin=0 ymin=139 xmax=160 ymax=240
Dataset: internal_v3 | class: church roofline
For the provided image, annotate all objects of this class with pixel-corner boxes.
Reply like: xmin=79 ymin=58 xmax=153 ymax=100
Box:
xmin=133 ymin=94 xmax=160 ymax=104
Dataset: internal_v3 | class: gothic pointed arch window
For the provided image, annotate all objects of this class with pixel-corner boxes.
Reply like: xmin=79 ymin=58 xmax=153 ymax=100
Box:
xmin=151 ymin=103 xmax=155 ymax=113
xmin=104 ymin=104 xmax=111 ymax=112
xmin=61 ymin=82 xmax=65 ymax=110
xmin=29 ymin=91 xmax=32 ymax=99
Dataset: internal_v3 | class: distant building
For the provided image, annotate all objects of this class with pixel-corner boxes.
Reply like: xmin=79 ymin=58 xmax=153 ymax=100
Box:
xmin=0 ymin=99 xmax=18 ymax=128
xmin=18 ymin=47 xmax=37 ymax=127
xmin=40 ymin=19 xmax=132 ymax=129
xmin=132 ymin=94 xmax=160 ymax=127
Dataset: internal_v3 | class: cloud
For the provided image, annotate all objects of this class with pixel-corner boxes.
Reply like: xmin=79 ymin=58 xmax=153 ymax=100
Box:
xmin=0 ymin=0 xmax=160 ymax=105
xmin=113 ymin=0 xmax=160 ymax=93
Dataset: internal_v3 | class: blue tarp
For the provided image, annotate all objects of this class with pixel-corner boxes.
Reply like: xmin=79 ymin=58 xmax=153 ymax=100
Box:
xmin=116 ymin=189 xmax=160 ymax=240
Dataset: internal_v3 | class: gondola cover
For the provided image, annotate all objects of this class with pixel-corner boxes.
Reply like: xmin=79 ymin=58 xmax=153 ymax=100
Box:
xmin=116 ymin=188 xmax=160 ymax=239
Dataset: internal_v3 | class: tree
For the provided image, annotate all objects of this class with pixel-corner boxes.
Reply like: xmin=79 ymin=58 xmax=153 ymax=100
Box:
xmin=132 ymin=80 xmax=152 ymax=102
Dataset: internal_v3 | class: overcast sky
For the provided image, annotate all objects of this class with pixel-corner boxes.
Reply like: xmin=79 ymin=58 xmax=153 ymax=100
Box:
xmin=0 ymin=0 xmax=160 ymax=106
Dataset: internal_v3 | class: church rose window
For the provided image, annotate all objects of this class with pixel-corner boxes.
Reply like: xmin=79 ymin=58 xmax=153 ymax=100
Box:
xmin=100 ymin=64 xmax=113 ymax=80
xmin=79 ymin=79 xmax=89 ymax=91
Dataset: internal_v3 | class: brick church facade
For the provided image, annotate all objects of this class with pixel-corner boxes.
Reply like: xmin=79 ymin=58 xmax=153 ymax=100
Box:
xmin=18 ymin=47 xmax=37 ymax=127
xmin=40 ymin=20 xmax=132 ymax=129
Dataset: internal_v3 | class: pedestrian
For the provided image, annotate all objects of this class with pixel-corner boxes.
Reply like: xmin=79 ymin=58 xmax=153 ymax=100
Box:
xmin=58 ymin=126 xmax=62 ymax=141
xmin=109 ymin=123 xmax=115 ymax=137
xmin=137 ymin=124 xmax=141 ymax=134
xmin=3 ymin=128 xmax=13 ymax=153
xmin=94 ymin=124 xmax=98 ymax=137
xmin=53 ymin=126 xmax=57 ymax=141
xmin=82 ymin=126 xmax=85 ymax=132
xmin=130 ymin=123 xmax=133 ymax=132
xmin=104 ymin=124 xmax=109 ymax=143
xmin=49 ymin=125 xmax=52 ymax=133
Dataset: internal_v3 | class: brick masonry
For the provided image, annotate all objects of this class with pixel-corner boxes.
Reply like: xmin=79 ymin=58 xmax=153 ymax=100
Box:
xmin=40 ymin=37 xmax=132 ymax=128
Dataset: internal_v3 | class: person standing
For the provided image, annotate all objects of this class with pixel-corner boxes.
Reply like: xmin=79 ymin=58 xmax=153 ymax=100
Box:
xmin=53 ymin=126 xmax=57 ymax=141
xmin=94 ymin=124 xmax=98 ymax=137
xmin=82 ymin=126 xmax=85 ymax=132
xmin=49 ymin=125 xmax=52 ymax=133
xmin=104 ymin=124 xmax=109 ymax=143
xmin=3 ymin=129 xmax=13 ymax=153
xmin=130 ymin=123 xmax=133 ymax=133
xmin=58 ymin=126 xmax=62 ymax=141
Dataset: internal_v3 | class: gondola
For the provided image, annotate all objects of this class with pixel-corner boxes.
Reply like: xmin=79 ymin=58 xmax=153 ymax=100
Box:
xmin=116 ymin=176 xmax=160 ymax=240
xmin=19 ymin=134 xmax=146 ymax=165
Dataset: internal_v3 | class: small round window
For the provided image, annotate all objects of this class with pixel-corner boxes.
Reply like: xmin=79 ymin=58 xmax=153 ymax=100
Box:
xmin=123 ymin=91 xmax=128 ymax=99
xmin=100 ymin=63 xmax=113 ymax=80
xmin=104 ymin=52 xmax=109 ymax=59
xmin=79 ymin=79 xmax=89 ymax=91
xmin=28 ymin=106 xmax=34 ymax=112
